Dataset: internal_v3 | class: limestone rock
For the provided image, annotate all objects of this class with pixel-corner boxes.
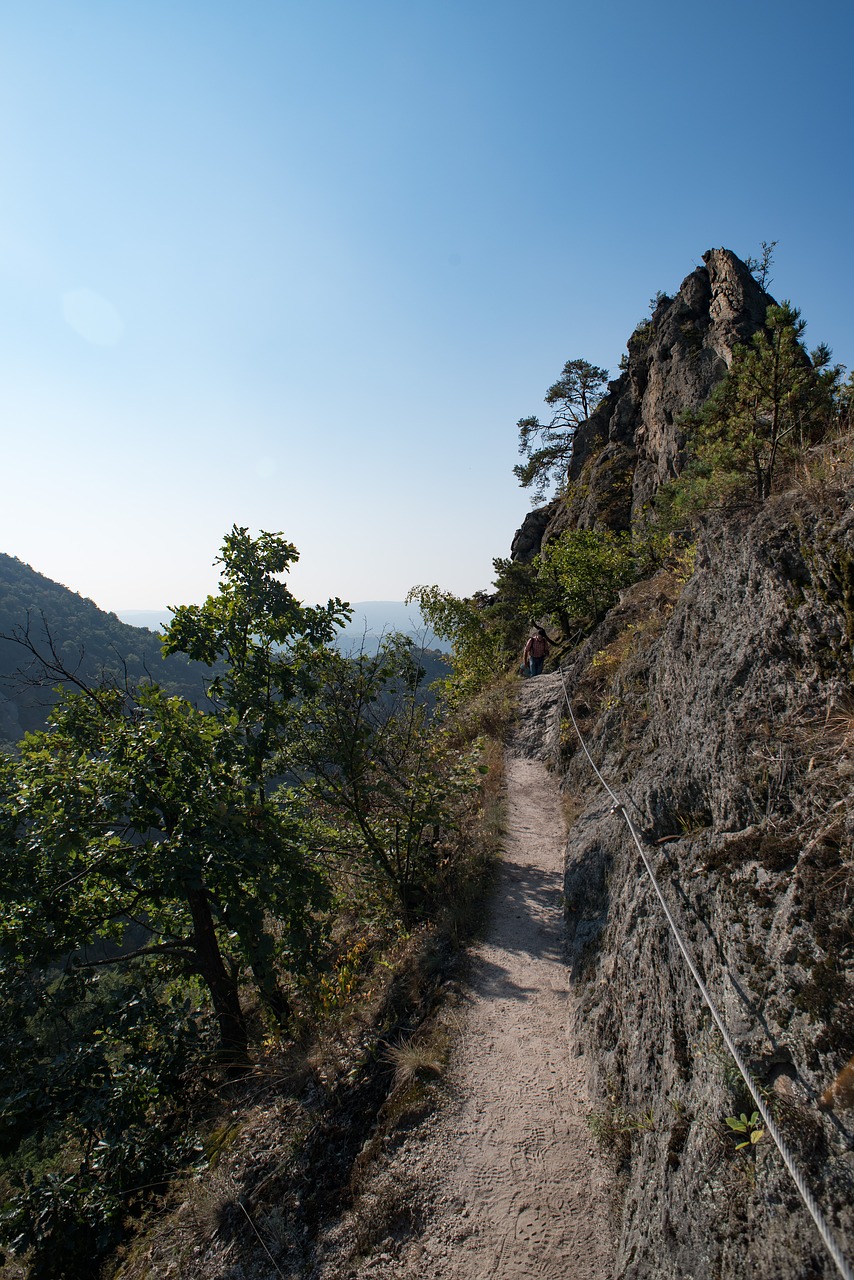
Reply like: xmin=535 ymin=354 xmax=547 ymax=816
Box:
xmin=509 ymin=503 xmax=555 ymax=564
xmin=510 ymin=249 xmax=775 ymax=560
xmin=552 ymin=483 xmax=854 ymax=1280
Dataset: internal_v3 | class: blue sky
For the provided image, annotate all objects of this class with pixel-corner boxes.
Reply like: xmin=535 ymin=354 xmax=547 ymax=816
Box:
xmin=2 ymin=0 xmax=852 ymax=614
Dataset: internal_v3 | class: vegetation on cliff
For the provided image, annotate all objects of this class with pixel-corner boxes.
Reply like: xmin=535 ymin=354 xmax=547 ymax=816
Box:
xmin=513 ymin=357 xmax=610 ymax=501
xmin=421 ymin=252 xmax=851 ymax=707
xmin=660 ymin=301 xmax=845 ymax=512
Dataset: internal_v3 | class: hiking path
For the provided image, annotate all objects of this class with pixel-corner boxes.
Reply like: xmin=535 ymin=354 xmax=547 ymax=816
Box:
xmin=319 ymin=677 xmax=617 ymax=1279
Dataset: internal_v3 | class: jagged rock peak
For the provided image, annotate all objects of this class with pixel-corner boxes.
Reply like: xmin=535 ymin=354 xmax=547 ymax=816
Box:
xmin=701 ymin=247 xmax=776 ymax=362
xmin=511 ymin=249 xmax=775 ymax=559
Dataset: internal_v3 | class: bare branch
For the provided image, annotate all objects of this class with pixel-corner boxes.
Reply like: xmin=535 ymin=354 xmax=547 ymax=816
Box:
xmin=0 ymin=611 xmax=108 ymax=708
xmin=73 ymin=940 xmax=197 ymax=969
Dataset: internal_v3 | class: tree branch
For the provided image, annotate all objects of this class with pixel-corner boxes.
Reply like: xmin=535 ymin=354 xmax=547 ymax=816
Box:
xmin=73 ymin=940 xmax=197 ymax=969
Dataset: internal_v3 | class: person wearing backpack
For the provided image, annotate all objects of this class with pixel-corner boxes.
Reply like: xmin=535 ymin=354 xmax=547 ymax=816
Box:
xmin=523 ymin=626 xmax=551 ymax=677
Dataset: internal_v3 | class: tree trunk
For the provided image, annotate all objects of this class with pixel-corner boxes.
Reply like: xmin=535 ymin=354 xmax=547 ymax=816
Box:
xmin=246 ymin=931 xmax=291 ymax=1026
xmin=185 ymin=883 xmax=250 ymax=1069
xmin=229 ymin=900 xmax=292 ymax=1027
xmin=251 ymin=964 xmax=291 ymax=1024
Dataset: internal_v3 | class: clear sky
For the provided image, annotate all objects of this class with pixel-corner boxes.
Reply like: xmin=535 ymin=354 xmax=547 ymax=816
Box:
xmin=2 ymin=0 xmax=852 ymax=614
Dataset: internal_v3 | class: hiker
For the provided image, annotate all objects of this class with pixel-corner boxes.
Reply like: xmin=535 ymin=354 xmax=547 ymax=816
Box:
xmin=523 ymin=626 xmax=551 ymax=677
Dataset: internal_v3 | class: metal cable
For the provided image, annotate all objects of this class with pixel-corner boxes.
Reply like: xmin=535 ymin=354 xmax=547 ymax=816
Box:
xmin=557 ymin=667 xmax=853 ymax=1280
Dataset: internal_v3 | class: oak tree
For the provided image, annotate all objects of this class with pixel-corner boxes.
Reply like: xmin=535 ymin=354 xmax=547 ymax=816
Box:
xmin=0 ymin=528 xmax=350 ymax=1064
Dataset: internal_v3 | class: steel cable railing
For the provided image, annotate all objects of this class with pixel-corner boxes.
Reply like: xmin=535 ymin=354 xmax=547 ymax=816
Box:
xmin=557 ymin=667 xmax=853 ymax=1280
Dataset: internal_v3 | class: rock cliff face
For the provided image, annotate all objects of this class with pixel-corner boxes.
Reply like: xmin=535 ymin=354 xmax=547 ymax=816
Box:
xmin=505 ymin=252 xmax=853 ymax=1277
xmin=509 ymin=505 xmax=552 ymax=564
xmin=511 ymin=249 xmax=775 ymax=557
xmin=518 ymin=485 xmax=854 ymax=1278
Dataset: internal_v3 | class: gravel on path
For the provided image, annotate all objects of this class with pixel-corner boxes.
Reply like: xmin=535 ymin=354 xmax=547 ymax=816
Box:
xmin=318 ymin=681 xmax=617 ymax=1279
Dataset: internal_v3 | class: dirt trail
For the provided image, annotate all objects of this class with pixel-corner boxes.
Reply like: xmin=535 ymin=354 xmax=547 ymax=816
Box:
xmin=321 ymin=689 xmax=617 ymax=1279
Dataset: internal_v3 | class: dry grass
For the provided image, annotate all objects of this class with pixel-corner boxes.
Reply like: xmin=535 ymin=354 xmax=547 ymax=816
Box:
xmin=792 ymin=697 xmax=854 ymax=816
xmin=478 ymin=733 xmax=506 ymax=835
xmin=790 ymin=426 xmax=854 ymax=492
xmin=444 ymin=674 xmax=517 ymax=749
xmin=382 ymin=1029 xmax=448 ymax=1089
xmin=823 ymin=700 xmax=854 ymax=755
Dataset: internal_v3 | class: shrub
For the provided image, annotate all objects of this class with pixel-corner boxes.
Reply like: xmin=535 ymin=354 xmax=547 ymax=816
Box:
xmin=539 ymin=527 xmax=637 ymax=625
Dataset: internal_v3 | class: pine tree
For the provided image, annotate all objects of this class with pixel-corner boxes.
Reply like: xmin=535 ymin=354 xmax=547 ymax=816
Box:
xmin=686 ymin=303 xmax=841 ymax=503
xmin=514 ymin=358 xmax=609 ymax=501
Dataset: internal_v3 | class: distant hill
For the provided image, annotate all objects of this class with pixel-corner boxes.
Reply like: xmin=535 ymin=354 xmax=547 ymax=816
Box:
xmin=0 ymin=555 xmax=212 ymax=743
xmin=1 ymin=570 xmax=451 ymax=745
xmin=115 ymin=609 xmax=173 ymax=632
xmin=332 ymin=601 xmax=450 ymax=654
xmin=116 ymin=601 xmax=452 ymax=655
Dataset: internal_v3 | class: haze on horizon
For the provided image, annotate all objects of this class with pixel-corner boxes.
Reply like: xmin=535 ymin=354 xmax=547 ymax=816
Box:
xmin=1 ymin=0 xmax=852 ymax=616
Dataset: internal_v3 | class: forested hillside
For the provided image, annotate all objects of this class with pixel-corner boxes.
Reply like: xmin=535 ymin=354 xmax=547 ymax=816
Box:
xmin=0 ymin=555 xmax=212 ymax=743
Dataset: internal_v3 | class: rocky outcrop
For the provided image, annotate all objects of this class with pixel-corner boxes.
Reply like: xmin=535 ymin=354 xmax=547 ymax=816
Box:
xmin=542 ymin=483 xmax=854 ymax=1279
xmin=499 ymin=245 xmax=853 ymax=1277
xmin=510 ymin=249 xmax=775 ymax=558
xmin=509 ymin=504 xmax=555 ymax=564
